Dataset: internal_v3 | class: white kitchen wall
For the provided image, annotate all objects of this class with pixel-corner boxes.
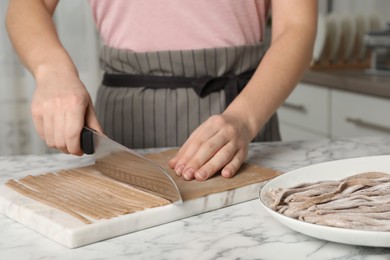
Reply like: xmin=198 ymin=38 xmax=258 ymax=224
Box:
xmin=54 ymin=1 xmax=101 ymax=102
xmin=0 ymin=1 xmax=100 ymax=155
xmin=318 ymin=0 xmax=330 ymax=15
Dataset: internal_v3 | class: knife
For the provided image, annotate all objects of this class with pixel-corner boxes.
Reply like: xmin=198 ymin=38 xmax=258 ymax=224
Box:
xmin=80 ymin=127 xmax=182 ymax=204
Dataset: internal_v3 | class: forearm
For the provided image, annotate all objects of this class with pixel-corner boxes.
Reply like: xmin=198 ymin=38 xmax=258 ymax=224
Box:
xmin=168 ymin=30 xmax=316 ymax=181
xmin=226 ymin=26 xmax=316 ymax=138
xmin=6 ymin=0 xmax=100 ymax=155
xmin=6 ymin=0 xmax=77 ymax=79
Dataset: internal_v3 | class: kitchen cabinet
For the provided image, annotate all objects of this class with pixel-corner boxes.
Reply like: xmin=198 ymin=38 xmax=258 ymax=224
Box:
xmin=279 ymin=80 xmax=390 ymax=141
xmin=278 ymin=83 xmax=330 ymax=141
xmin=331 ymin=89 xmax=390 ymax=137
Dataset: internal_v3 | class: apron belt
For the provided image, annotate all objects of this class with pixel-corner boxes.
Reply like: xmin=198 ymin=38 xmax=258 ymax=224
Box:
xmin=102 ymin=70 xmax=255 ymax=106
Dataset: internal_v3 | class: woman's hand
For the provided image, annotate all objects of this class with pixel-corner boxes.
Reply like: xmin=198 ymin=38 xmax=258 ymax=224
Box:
xmin=32 ymin=68 xmax=102 ymax=155
xmin=7 ymin=0 xmax=103 ymax=155
xmin=168 ymin=112 xmax=252 ymax=181
xmin=169 ymin=0 xmax=317 ymax=181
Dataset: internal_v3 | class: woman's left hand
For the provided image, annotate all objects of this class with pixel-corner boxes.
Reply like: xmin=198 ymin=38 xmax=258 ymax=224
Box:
xmin=168 ymin=113 xmax=252 ymax=181
xmin=169 ymin=0 xmax=318 ymax=181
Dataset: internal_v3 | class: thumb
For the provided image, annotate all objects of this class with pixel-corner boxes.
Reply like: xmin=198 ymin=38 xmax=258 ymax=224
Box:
xmin=85 ymin=102 xmax=103 ymax=134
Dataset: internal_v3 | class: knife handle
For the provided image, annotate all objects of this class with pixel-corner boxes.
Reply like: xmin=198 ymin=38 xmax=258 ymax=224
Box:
xmin=80 ymin=127 xmax=95 ymax=154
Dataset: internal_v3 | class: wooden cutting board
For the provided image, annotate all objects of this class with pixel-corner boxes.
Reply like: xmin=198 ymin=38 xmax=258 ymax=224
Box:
xmin=145 ymin=149 xmax=279 ymax=200
xmin=0 ymin=149 xmax=279 ymax=248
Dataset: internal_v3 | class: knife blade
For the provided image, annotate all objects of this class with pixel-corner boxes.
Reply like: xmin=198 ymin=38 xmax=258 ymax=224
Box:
xmin=80 ymin=127 xmax=182 ymax=204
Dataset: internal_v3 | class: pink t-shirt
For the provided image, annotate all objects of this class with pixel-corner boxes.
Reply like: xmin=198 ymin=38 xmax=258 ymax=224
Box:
xmin=88 ymin=0 xmax=271 ymax=52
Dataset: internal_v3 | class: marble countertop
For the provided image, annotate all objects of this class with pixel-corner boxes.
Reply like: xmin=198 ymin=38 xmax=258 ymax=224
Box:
xmin=2 ymin=136 xmax=390 ymax=260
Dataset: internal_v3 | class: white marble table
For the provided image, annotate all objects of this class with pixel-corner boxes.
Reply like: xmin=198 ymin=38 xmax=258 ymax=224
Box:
xmin=1 ymin=136 xmax=390 ymax=260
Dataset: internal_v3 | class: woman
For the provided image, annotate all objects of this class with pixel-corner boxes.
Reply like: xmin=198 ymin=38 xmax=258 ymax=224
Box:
xmin=6 ymin=0 xmax=317 ymax=181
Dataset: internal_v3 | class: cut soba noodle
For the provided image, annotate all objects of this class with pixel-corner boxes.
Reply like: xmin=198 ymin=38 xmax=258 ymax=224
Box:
xmin=6 ymin=166 xmax=170 ymax=224
xmin=265 ymin=172 xmax=390 ymax=231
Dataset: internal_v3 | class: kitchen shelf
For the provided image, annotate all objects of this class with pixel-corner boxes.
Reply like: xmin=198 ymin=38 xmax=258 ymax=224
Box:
xmin=302 ymin=68 xmax=390 ymax=99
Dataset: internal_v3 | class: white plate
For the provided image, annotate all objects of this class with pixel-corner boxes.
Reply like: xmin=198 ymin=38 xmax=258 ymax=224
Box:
xmin=312 ymin=14 xmax=327 ymax=63
xmin=340 ymin=14 xmax=356 ymax=61
xmin=355 ymin=13 xmax=371 ymax=60
xmin=327 ymin=13 xmax=342 ymax=62
xmin=259 ymin=155 xmax=390 ymax=247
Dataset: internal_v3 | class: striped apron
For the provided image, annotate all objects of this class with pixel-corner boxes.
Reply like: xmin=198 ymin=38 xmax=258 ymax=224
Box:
xmin=95 ymin=43 xmax=281 ymax=149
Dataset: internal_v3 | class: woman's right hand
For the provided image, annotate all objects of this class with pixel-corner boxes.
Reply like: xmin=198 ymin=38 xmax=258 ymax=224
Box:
xmin=32 ymin=68 xmax=102 ymax=155
xmin=6 ymin=0 xmax=102 ymax=155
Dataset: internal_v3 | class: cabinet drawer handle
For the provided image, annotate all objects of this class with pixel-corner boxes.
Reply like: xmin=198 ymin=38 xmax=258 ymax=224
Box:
xmin=346 ymin=117 xmax=390 ymax=133
xmin=282 ymin=102 xmax=306 ymax=112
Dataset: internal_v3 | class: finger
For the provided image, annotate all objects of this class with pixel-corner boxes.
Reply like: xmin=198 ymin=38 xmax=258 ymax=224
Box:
xmin=167 ymin=156 xmax=179 ymax=169
xmin=168 ymin=134 xmax=203 ymax=175
xmin=171 ymin=117 xmax=219 ymax=160
xmin=171 ymin=125 xmax=219 ymax=176
xmin=193 ymin=143 xmax=236 ymax=181
xmin=31 ymin=114 xmax=44 ymax=140
xmin=42 ymin=114 xmax=55 ymax=148
xmin=221 ymin=150 xmax=246 ymax=178
xmin=85 ymin=103 xmax=103 ymax=133
xmin=170 ymin=141 xmax=201 ymax=176
xmin=172 ymin=136 xmax=211 ymax=177
xmin=181 ymin=133 xmax=229 ymax=180
xmin=168 ymin=129 xmax=203 ymax=169
xmin=64 ymin=107 xmax=86 ymax=156
xmin=53 ymin=111 xmax=68 ymax=154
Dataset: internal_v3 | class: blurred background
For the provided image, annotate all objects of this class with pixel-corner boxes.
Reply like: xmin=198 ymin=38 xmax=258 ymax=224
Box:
xmin=0 ymin=0 xmax=100 ymax=155
xmin=0 ymin=0 xmax=389 ymax=156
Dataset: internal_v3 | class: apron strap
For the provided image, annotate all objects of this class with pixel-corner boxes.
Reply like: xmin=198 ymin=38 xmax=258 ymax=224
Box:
xmin=102 ymin=70 xmax=255 ymax=106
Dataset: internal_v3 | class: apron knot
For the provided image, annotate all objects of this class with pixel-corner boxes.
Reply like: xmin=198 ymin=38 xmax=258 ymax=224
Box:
xmin=191 ymin=70 xmax=255 ymax=105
